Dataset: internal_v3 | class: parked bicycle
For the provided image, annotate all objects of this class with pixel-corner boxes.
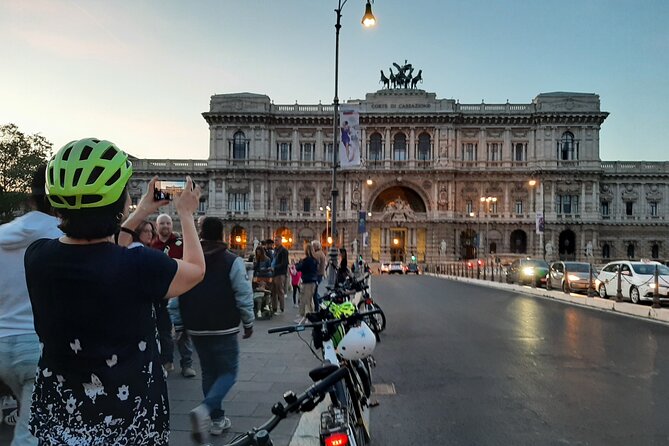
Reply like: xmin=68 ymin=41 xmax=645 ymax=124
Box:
xmin=223 ymin=366 xmax=350 ymax=446
xmin=325 ymin=273 xmax=387 ymax=338
xmin=268 ymin=309 xmax=381 ymax=446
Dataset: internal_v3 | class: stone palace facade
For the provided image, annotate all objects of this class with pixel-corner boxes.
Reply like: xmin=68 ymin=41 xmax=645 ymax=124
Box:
xmin=129 ymin=88 xmax=669 ymax=265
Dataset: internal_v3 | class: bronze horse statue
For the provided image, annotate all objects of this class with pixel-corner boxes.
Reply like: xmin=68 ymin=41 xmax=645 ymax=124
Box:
xmin=411 ymin=70 xmax=423 ymax=89
xmin=379 ymin=70 xmax=390 ymax=89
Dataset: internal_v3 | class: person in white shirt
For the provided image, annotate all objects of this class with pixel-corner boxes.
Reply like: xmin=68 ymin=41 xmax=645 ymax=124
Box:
xmin=0 ymin=165 xmax=62 ymax=446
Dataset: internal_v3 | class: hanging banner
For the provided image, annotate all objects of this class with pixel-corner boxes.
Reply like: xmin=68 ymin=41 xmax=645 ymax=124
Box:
xmin=536 ymin=212 xmax=545 ymax=234
xmin=339 ymin=106 xmax=361 ymax=168
xmin=358 ymin=210 xmax=366 ymax=234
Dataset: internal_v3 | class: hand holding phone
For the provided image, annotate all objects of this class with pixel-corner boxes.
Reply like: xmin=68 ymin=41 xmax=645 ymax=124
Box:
xmin=154 ymin=181 xmax=186 ymax=201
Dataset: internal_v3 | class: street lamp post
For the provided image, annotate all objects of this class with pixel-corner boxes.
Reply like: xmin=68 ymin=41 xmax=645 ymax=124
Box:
xmin=328 ymin=0 xmax=375 ymax=286
xmin=529 ymin=177 xmax=546 ymax=260
xmin=479 ymin=196 xmax=497 ymax=258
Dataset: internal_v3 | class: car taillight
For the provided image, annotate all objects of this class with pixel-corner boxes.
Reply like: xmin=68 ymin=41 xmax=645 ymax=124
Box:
xmin=324 ymin=432 xmax=349 ymax=446
xmin=365 ymin=298 xmax=373 ymax=304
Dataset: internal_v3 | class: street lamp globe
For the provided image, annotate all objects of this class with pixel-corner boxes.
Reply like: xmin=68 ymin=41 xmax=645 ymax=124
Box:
xmin=361 ymin=0 xmax=376 ymax=27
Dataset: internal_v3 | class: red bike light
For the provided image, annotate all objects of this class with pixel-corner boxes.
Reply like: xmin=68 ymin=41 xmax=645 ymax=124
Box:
xmin=324 ymin=432 xmax=349 ymax=446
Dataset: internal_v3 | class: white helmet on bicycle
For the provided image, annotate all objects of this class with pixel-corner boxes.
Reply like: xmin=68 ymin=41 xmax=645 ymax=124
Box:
xmin=336 ymin=322 xmax=376 ymax=360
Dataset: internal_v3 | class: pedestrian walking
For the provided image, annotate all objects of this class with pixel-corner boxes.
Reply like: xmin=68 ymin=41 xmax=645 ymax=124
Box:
xmin=0 ymin=165 xmax=61 ymax=446
xmin=289 ymin=260 xmax=302 ymax=308
xmin=151 ymin=214 xmax=197 ymax=378
xmin=179 ymin=217 xmax=254 ymax=444
xmin=25 ymin=138 xmax=205 ymax=445
xmin=312 ymin=240 xmax=327 ymax=307
xmin=270 ymin=236 xmax=289 ymax=313
xmin=296 ymin=243 xmax=319 ymax=320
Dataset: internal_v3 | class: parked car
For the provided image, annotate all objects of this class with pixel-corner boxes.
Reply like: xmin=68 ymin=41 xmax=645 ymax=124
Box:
xmin=596 ymin=260 xmax=669 ymax=304
xmin=546 ymin=261 xmax=598 ymax=293
xmin=389 ymin=262 xmax=406 ymax=274
xmin=406 ymin=263 xmax=421 ymax=274
xmin=506 ymin=258 xmax=550 ymax=287
xmin=380 ymin=262 xmax=390 ymax=274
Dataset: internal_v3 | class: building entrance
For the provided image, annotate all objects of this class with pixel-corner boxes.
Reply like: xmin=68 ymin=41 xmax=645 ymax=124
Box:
xmin=390 ymin=228 xmax=407 ymax=261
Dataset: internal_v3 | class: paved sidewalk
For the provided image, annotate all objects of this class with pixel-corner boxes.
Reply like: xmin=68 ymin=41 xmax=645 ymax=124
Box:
xmin=0 ymin=308 xmax=324 ymax=446
xmin=168 ymin=308 xmax=325 ymax=446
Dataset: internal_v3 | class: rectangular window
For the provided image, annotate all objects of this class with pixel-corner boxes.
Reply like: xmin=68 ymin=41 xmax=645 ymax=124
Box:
xmin=277 ymin=143 xmax=291 ymax=161
xmin=279 ymin=198 xmax=288 ymax=212
xmin=300 ymin=143 xmax=314 ymax=161
xmin=324 ymin=143 xmax=334 ymax=164
xmin=626 ymin=201 xmax=633 ymax=216
xmin=463 ymin=143 xmax=476 ymax=161
xmin=601 ymin=201 xmax=610 ymax=216
xmin=227 ymin=193 xmax=248 ymax=212
xmin=558 ymin=195 xmax=579 ymax=214
xmin=515 ymin=200 xmax=523 ymax=214
xmin=466 ymin=200 xmax=473 ymax=215
xmin=514 ymin=143 xmax=525 ymax=161
xmin=303 ymin=198 xmax=311 ymax=212
xmin=488 ymin=143 xmax=500 ymax=161
xmin=198 ymin=198 xmax=207 ymax=214
xmin=650 ymin=202 xmax=658 ymax=217
xmin=491 ymin=202 xmax=498 ymax=214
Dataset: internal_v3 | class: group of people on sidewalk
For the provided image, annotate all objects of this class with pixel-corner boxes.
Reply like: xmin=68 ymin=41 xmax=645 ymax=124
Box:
xmin=0 ymin=138 xmax=253 ymax=445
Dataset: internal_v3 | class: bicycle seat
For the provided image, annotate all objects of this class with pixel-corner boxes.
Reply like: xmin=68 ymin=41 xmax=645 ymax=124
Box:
xmin=308 ymin=362 xmax=340 ymax=382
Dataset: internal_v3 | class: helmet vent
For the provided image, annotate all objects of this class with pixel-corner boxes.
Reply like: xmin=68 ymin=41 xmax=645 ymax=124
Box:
xmin=62 ymin=147 xmax=72 ymax=161
xmin=59 ymin=169 xmax=66 ymax=188
xmin=80 ymin=145 xmax=94 ymax=161
xmin=50 ymin=196 xmax=63 ymax=205
xmin=105 ymin=169 xmax=121 ymax=186
xmin=87 ymin=166 xmax=104 ymax=185
xmin=91 ymin=139 xmax=100 ymax=144
xmin=63 ymin=196 xmax=76 ymax=207
xmin=101 ymin=147 xmax=117 ymax=161
xmin=48 ymin=167 xmax=55 ymax=186
xmin=81 ymin=195 xmax=102 ymax=205
xmin=73 ymin=168 xmax=83 ymax=186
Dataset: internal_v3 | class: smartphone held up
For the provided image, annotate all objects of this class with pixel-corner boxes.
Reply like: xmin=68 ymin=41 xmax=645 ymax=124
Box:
xmin=153 ymin=180 xmax=186 ymax=201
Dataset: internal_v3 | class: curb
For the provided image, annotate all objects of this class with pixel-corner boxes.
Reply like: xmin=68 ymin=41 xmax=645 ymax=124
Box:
xmin=425 ymin=273 xmax=669 ymax=325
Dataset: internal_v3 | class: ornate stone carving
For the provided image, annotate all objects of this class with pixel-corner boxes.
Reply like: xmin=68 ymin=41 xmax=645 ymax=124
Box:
xmin=600 ymin=184 xmax=613 ymax=201
xmin=646 ymin=184 xmax=662 ymax=202
xmin=382 ymin=197 xmax=416 ymax=222
xmin=621 ymin=185 xmax=638 ymax=202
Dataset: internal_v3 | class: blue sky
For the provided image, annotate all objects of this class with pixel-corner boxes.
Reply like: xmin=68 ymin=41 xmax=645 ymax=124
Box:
xmin=1 ymin=0 xmax=667 ymax=161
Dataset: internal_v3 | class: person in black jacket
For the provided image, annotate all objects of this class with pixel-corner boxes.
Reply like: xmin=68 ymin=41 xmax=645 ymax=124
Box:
xmin=296 ymin=242 xmax=319 ymax=320
xmin=270 ymin=235 xmax=289 ymax=313
xmin=179 ymin=217 xmax=254 ymax=443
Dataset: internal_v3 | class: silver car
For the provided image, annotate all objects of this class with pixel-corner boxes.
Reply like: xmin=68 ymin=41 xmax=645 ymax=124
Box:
xmin=546 ymin=261 xmax=598 ymax=294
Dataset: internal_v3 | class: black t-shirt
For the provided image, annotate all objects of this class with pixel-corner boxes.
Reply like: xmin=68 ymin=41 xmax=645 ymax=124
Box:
xmin=24 ymin=239 xmax=177 ymax=445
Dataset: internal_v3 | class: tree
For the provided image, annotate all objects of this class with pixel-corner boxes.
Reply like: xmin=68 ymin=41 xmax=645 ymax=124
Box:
xmin=0 ymin=124 xmax=52 ymax=222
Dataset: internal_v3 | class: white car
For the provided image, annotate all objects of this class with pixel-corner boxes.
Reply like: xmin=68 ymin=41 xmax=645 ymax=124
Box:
xmin=596 ymin=260 xmax=669 ymax=304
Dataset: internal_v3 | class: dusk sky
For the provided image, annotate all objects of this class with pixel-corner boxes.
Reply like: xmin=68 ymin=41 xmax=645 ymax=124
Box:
xmin=1 ymin=0 xmax=667 ymax=161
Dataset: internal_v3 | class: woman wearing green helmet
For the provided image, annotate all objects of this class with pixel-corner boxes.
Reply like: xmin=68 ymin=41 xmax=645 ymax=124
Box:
xmin=24 ymin=138 xmax=205 ymax=445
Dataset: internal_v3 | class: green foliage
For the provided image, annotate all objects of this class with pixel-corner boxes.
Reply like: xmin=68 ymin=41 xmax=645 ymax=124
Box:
xmin=0 ymin=124 xmax=52 ymax=222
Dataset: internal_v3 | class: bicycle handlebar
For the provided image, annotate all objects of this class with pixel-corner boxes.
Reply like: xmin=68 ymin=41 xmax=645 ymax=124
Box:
xmin=224 ymin=367 xmax=349 ymax=446
xmin=267 ymin=309 xmax=382 ymax=335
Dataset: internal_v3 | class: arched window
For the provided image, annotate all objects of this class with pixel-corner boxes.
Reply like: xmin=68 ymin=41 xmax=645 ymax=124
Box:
xmin=652 ymin=244 xmax=659 ymax=259
xmin=369 ymin=133 xmax=382 ymax=161
xmin=229 ymin=225 xmax=247 ymax=252
xmin=510 ymin=230 xmax=527 ymax=254
xmin=417 ymin=132 xmax=431 ymax=161
xmin=559 ymin=131 xmax=576 ymax=161
xmin=627 ymin=243 xmax=635 ymax=259
xmin=233 ymin=131 xmax=247 ymax=159
xmin=393 ymin=133 xmax=407 ymax=161
xmin=489 ymin=242 xmax=497 ymax=254
xmin=274 ymin=227 xmax=294 ymax=250
xmin=602 ymin=244 xmax=610 ymax=259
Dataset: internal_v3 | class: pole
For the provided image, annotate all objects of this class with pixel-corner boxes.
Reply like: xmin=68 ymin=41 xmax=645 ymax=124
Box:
xmin=541 ymin=180 xmax=546 ymax=260
xmin=615 ymin=266 xmax=623 ymax=301
xmin=328 ymin=3 xmax=343 ymax=287
xmin=653 ymin=264 xmax=661 ymax=308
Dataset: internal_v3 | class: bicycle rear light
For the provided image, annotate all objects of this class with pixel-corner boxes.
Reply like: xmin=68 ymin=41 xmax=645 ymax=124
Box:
xmin=324 ymin=432 xmax=349 ymax=446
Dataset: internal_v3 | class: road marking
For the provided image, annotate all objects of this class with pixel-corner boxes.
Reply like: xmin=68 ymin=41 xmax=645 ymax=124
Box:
xmin=373 ymin=383 xmax=396 ymax=395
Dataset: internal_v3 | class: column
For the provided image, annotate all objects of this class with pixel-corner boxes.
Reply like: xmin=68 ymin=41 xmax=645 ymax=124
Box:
xmin=384 ymin=128 xmax=391 ymax=162
xmin=409 ymin=128 xmax=415 ymax=160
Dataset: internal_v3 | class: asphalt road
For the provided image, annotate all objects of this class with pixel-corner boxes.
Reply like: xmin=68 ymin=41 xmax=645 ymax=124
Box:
xmin=369 ymin=274 xmax=669 ymax=446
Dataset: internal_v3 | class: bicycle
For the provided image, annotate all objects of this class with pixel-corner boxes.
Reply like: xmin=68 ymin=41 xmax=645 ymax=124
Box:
xmin=223 ymin=366 xmax=350 ymax=446
xmin=268 ymin=309 xmax=381 ymax=446
xmin=325 ymin=274 xmax=386 ymax=337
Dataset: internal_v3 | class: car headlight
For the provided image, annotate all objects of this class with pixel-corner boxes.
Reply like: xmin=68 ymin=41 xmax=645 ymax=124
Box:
xmin=567 ymin=274 xmax=581 ymax=282
xmin=522 ymin=267 xmax=534 ymax=276
xmin=649 ymin=283 xmax=656 ymax=289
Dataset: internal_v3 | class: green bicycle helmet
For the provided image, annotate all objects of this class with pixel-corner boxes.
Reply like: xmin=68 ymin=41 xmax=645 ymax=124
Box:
xmin=46 ymin=138 xmax=133 ymax=209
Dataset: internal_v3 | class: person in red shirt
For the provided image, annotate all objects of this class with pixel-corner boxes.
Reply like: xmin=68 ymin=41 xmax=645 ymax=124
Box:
xmin=151 ymin=214 xmax=196 ymax=378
